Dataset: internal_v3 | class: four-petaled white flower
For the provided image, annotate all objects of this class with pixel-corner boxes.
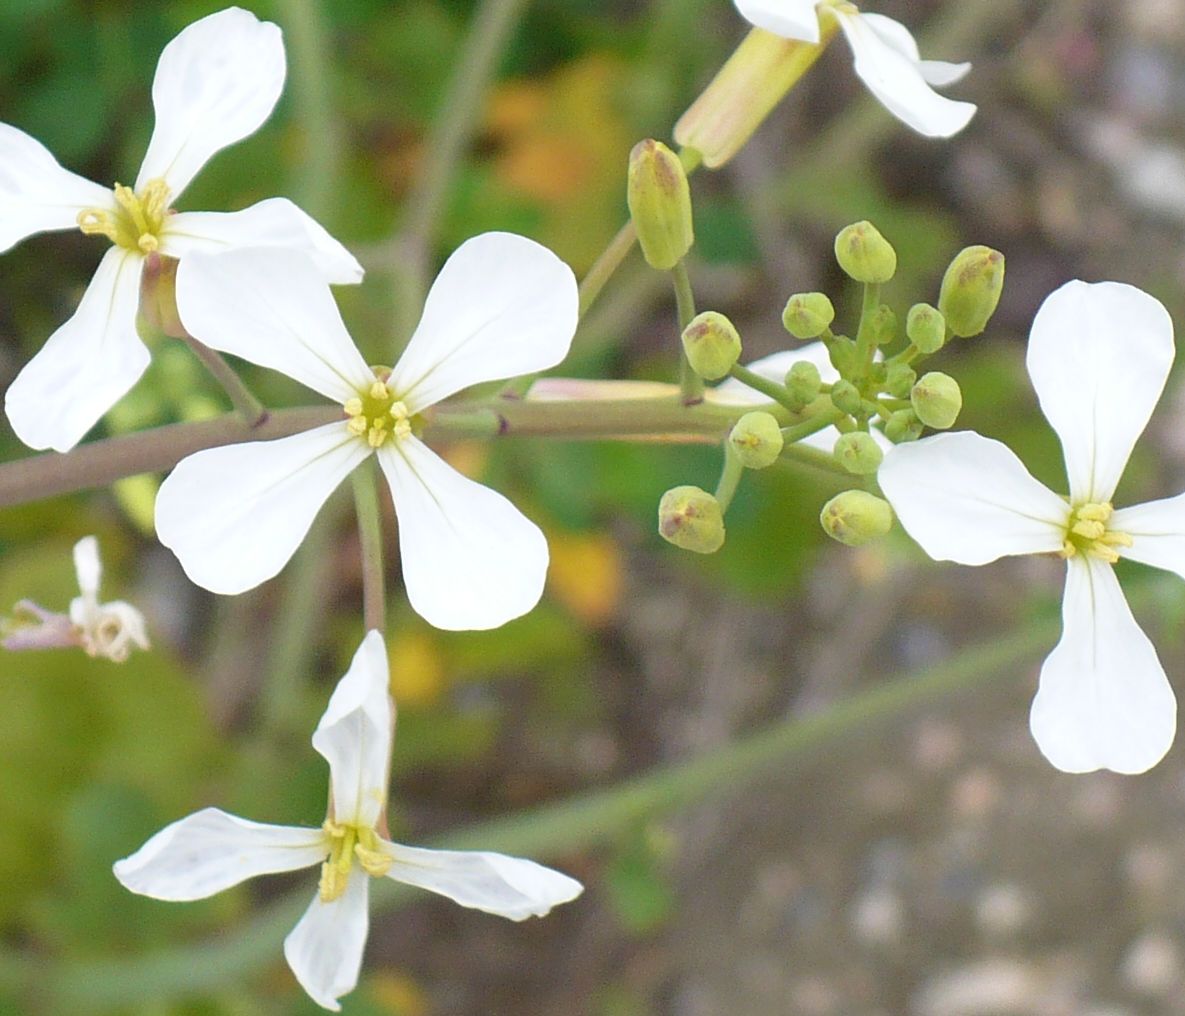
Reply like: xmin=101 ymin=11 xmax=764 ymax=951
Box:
xmin=880 ymin=280 xmax=1184 ymax=775
xmin=114 ymin=630 xmax=583 ymax=1012
xmin=153 ymin=232 xmax=578 ymax=632
xmin=734 ymin=0 xmax=976 ymax=138
xmin=1 ymin=6 xmax=362 ymax=453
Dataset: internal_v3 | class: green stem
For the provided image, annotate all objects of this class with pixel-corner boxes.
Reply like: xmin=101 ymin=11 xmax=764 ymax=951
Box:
xmin=578 ymin=220 xmax=639 ymax=317
xmin=727 ymin=364 xmax=801 ymax=414
xmin=351 ymin=458 xmax=387 ymax=634
xmin=274 ymin=0 xmax=341 ymax=220
xmin=779 ymin=441 xmax=850 ymax=477
xmin=9 ymin=608 xmax=1063 ymax=1011
xmin=0 ymin=387 xmax=812 ymax=509
xmin=781 ymin=406 xmax=844 ymax=444
xmin=400 ymin=0 xmax=528 ymax=250
xmin=853 ymin=281 xmax=881 ymax=373
xmin=714 ymin=443 xmax=745 ymax=512
xmin=179 ymin=335 xmax=268 ymax=428
xmin=671 ymin=260 xmax=704 ymax=404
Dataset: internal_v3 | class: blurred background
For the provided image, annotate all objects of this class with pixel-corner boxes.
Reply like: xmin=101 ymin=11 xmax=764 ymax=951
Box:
xmin=4 ymin=0 xmax=1185 ymax=1013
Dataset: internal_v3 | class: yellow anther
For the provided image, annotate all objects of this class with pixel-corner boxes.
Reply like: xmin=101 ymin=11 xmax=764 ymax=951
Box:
xmin=1061 ymin=500 xmax=1133 ymax=563
xmin=1071 ymin=519 xmax=1106 ymax=541
xmin=354 ymin=827 xmax=392 ymax=877
xmin=318 ymin=821 xmax=358 ymax=902
xmin=345 ymin=371 xmax=414 ymax=448
xmin=77 ymin=178 xmax=171 ymax=254
xmin=1077 ymin=502 xmax=1113 ymax=523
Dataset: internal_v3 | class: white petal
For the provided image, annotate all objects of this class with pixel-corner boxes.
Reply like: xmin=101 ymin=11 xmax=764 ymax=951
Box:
xmin=377 ymin=437 xmax=548 ymax=631
xmin=385 ymin=842 xmax=583 ymax=920
xmin=163 ymin=198 xmax=362 ymax=285
xmin=732 ymin=0 xmax=820 ymax=42
xmin=878 ymin=432 xmax=1067 ymax=564
xmin=856 ymin=13 xmax=971 ymax=86
xmin=1030 ymin=556 xmax=1176 ymax=774
xmin=113 ymin=807 xmax=325 ymax=901
xmin=1026 ymin=280 xmax=1174 ymax=504
xmin=136 ymin=8 xmax=285 ymax=197
xmin=155 ymin=423 xmax=369 ymax=595
xmin=73 ymin=536 xmax=102 ymax=599
xmin=1112 ymin=492 xmax=1185 ymax=581
xmin=313 ymin=631 xmax=392 ymax=830
xmin=284 ymin=876 xmax=370 ymax=1013
xmin=0 ymin=123 xmax=111 ymax=252
xmin=174 ymin=249 xmax=373 ymax=405
xmin=388 ymin=232 xmax=578 ymax=413
xmin=836 ymin=11 xmax=976 ymax=138
xmin=5 ymin=248 xmax=147 ymax=452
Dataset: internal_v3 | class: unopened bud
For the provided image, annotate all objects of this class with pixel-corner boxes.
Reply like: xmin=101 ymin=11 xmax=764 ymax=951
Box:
xmin=834 ymin=221 xmax=896 ymax=284
xmin=682 ymin=311 xmax=742 ymax=380
xmin=782 ymin=292 xmax=835 ymax=339
xmin=906 ymin=302 xmax=945 ymax=354
xmin=820 ymin=490 xmax=893 ymax=546
xmin=884 ymin=408 xmax=923 ymax=443
xmin=729 ymin=411 xmax=784 ymax=469
xmin=884 ymin=362 xmax=917 ymax=399
xmin=911 ymin=371 xmax=962 ymax=430
xmin=658 ymin=485 xmax=725 ymax=554
xmin=785 ymin=360 xmax=822 ymax=404
xmin=628 ymin=140 xmax=694 ymax=271
xmin=833 ymin=431 xmax=883 ymax=475
xmin=830 ymin=379 xmax=862 ymax=416
xmin=938 ymin=245 xmax=1004 ymax=338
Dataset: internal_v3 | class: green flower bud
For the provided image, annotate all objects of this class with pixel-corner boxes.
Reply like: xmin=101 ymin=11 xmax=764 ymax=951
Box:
xmin=884 ymin=362 xmax=917 ymax=400
xmin=906 ymin=302 xmax=945 ymax=354
xmin=658 ymin=485 xmax=725 ymax=554
xmin=938 ymin=245 xmax=1005 ymax=338
xmin=868 ymin=304 xmax=897 ymax=346
xmin=785 ymin=360 xmax=822 ymax=404
xmin=682 ymin=311 xmax=742 ymax=381
xmin=910 ymin=371 xmax=962 ymax=430
xmin=834 ymin=221 xmax=897 ymax=284
xmin=819 ymin=490 xmax=894 ymax=546
xmin=833 ymin=431 xmax=884 ymax=475
xmin=782 ymin=292 xmax=835 ymax=339
xmin=729 ymin=411 xmax=784 ymax=469
xmin=627 ymin=139 xmax=694 ymax=271
xmin=884 ymin=409 xmax=922 ymax=443
xmin=830 ymin=379 xmax=862 ymax=416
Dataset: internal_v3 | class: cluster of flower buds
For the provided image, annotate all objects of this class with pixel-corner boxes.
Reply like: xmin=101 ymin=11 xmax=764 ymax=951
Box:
xmin=655 ymin=218 xmax=1004 ymax=554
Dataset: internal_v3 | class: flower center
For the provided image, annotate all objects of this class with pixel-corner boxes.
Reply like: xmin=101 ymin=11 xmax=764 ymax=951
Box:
xmin=343 ymin=368 xmax=413 ymax=449
xmin=1058 ymin=501 xmax=1133 ymax=564
xmin=77 ymin=179 xmax=171 ymax=254
xmin=318 ymin=820 xmax=393 ymax=902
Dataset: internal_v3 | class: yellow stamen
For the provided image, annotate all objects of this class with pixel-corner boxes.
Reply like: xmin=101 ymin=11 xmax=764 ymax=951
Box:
xmin=317 ymin=821 xmax=392 ymax=901
xmin=77 ymin=179 xmax=171 ymax=254
xmin=343 ymin=372 xmax=416 ymax=448
xmin=1058 ymin=500 xmax=1133 ymax=563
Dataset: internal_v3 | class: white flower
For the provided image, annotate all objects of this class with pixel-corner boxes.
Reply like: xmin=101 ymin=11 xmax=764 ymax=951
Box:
xmin=114 ymin=630 xmax=583 ymax=1011
xmin=1 ymin=6 xmax=362 ymax=453
xmin=69 ymin=536 xmax=150 ymax=663
xmin=713 ymin=342 xmax=891 ymax=452
xmin=879 ymin=280 xmax=1183 ymax=775
xmin=153 ymin=232 xmax=578 ymax=631
xmin=734 ymin=0 xmax=976 ymax=138
xmin=0 ymin=536 xmax=148 ymax=660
